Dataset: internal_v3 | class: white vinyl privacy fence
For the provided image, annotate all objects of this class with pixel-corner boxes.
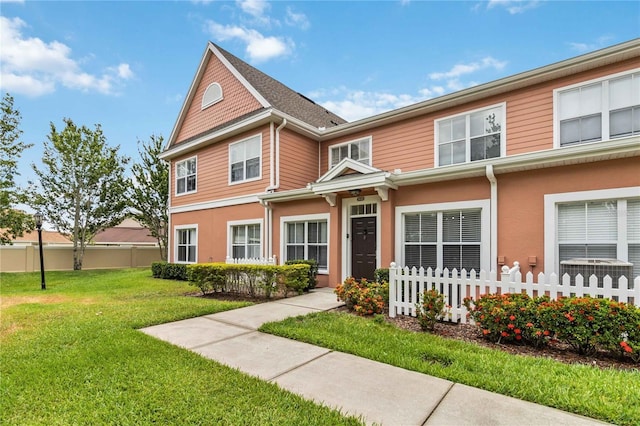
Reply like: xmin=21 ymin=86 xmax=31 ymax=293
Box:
xmin=389 ymin=262 xmax=640 ymax=323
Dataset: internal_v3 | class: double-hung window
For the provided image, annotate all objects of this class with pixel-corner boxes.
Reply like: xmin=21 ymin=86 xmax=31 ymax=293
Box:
xmin=556 ymin=70 xmax=640 ymax=147
xmin=436 ymin=104 xmax=504 ymax=166
xmin=230 ymin=136 xmax=261 ymax=184
xmin=284 ymin=219 xmax=328 ymax=270
xmin=176 ymin=157 xmax=196 ymax=195
xmin=230 ymin=223 xmax=261 ymax=259
xmin=400 ymin=206 xmax=486 ymax=273
xmin=329 ymin=137 xmax=371 ymax=168
xmin=176 ymin=226 xmax=197 ymax=263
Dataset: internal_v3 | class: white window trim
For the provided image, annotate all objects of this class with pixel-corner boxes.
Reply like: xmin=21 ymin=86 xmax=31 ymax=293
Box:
xmin=175 ymin=156 xmax=197 ymax=196
xmin=328 ymin=136 xmax=373 ymax=169
xmin=228 ymin=134 xmax=262 ymax=185
xmin=202 ymin=82 xmax=223 ymax=110
xmin=280 ymin=213 xmax=330 ymax=274
xmin=434 ymin=102 xmax=507 ymax=168
xmin=395 ymin=199 xmax=491 ymax=272
xmin=227 ymin=219 xmax=264 ymax=259
xmin=552 ymin=68 xmax=640 ymax=148
xmin=174 ymin=224 xmax=198 ymax=264
xmin=544 ymin=186 xmax=640 ymax=275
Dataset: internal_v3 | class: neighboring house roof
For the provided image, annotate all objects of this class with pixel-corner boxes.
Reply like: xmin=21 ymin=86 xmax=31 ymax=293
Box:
xmin=93 ymin=227 xmax=157 ymax=245
xmin=12 ymin=230 xmax=71 ymax=245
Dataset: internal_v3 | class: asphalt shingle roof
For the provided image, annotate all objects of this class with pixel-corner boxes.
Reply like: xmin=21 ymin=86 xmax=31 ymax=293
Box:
xmin=214 ymin=43 xmax=347 ymax=129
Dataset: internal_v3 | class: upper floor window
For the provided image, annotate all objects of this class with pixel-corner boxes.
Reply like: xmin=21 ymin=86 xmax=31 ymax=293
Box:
xmin=202 ymin=82 xmax=223 ymax=109
xmin=329 ymin=137 xmax=371 ymax=168
xmin=229 ymin=135 xmax=261 ymax=184
xmin=556 ymin=70 xmax=640 ymax=147
xmin=436 ymin=104 xmax=504 ymax=167
xmin=176 ymin=157 xmax=196 ymax=195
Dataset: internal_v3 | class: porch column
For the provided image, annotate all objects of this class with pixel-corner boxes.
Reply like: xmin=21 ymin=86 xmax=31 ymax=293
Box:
xmin=379 ymin=189 xmax=396 ymax=268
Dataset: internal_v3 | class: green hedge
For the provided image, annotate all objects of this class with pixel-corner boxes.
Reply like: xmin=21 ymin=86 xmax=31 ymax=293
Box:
xmin=151 ymin=261 xmax=188 ymax=281
xmin=284 ymin=259 xmax=318 ymax=290
xmin=186 ymin=263 xmax=310 ymax=298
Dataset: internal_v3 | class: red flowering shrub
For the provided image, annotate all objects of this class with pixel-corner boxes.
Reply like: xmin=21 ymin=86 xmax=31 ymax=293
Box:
xmin=465 ymin=292 xmax=640 ymax=363
xmin=537 ymin=297 xmax=609 ymax=355
xmin=597 ymin=300 xmax=640 ymax=363
xmin=463 ymin=293 xmax=543 ymax=345
xmin=335 ymin=277 xmax=387 ymax=316
xmin=416 ymin=289 xmax=449 ymax=331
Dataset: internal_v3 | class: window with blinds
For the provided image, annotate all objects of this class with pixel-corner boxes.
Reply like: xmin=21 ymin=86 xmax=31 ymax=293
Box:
xmin=403 ymin=209 xmax=481 ymax=273
xmin=558 ymin=199 xmax=640 ymax=278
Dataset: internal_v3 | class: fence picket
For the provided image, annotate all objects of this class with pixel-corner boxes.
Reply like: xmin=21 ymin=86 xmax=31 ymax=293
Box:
xmin=388 ymin=263 xmax=640 ymax=324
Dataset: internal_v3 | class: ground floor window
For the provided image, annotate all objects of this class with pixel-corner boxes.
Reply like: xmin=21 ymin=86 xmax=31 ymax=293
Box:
xmin=285 ymin=220 xmax=328 ymax=269
xmin=230 ymin=223 xmax=261 ymax=259
xmin=402 ymin=207 xmax=483 ymax=273
xmin=558 ymin=198 xmax=640 ymax=278
xmin=176 ymin=227 xmax=197 ymax=263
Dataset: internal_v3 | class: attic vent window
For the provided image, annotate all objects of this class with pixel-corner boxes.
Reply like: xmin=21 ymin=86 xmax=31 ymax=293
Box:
xmin=202 ymin=82 xmax=223 ymax=109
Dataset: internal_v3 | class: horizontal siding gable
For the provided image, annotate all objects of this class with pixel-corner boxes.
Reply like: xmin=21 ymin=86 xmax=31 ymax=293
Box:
xmin=175 ymin=50 xmax=263 ymax=144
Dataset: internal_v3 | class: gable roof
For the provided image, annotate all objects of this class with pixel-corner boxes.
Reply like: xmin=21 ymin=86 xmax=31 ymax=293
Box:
xmin=93 ymin=227 xmax=157 ymax=245
xmin=166 ymin=42 xmax=347 ymax=150
xmin=214 ymin=44 xmax=347 ymax=129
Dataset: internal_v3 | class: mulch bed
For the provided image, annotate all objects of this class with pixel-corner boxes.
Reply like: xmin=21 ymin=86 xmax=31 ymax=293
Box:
xmin=381 ymin=308 xmax=638 ymax=372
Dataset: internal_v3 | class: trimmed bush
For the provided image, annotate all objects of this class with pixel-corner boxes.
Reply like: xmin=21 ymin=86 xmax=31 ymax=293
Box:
xmin=151 ymin=261 xmax=188 ymax=281
xmin=185 ymin=263 xmax=310 ymax=298
xmin=285 ymin=259 xmax=318 ymax=290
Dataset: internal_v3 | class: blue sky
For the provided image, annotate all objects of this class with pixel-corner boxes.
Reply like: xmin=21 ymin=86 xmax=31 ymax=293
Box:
xmin=1 ymin=0 xmax=639 ymax=189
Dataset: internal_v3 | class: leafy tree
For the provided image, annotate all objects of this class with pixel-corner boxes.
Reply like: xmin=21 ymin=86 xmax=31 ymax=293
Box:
xmin=0 ymin=93 xmax=33 ymax=244
xmin=30 ymin=118 xmax=130 ymax=270
xmin=128 ymin=134 xmax=168 ymax=260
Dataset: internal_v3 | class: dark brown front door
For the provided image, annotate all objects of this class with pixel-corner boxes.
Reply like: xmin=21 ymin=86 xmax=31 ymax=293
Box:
xmin=351 ymin=216 xmax=377 ymax=280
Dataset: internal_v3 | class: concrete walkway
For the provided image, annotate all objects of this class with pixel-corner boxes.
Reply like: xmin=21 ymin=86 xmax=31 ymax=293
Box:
xmin=140 ymin=288 xmax=608 ymax=426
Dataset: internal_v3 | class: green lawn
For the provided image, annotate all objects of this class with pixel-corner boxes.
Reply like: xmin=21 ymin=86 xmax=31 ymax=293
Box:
xmin=0 ymin=269 xmax=362 ymax=425
xmin=260 ymin=312 xmax=640 ymax=426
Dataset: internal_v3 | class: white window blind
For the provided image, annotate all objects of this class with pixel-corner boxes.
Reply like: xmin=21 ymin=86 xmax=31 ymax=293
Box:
xmin=558 ymin=201 xmax=618 ymax=261
xmin=404 ymin=209 xmax=481 ymax=272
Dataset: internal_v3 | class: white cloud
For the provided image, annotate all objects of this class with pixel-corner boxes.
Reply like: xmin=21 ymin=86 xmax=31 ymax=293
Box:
xmin=486 ymin=0 xmax=541 ymax=14
xmin=285 ymin=7 xmax=310 ymax=30
xmin=429 ymin=57 xmax=507 ymax=80
xmin=237 ymin=0 xmax=269 ymax=18
xmin=205 ymin=20 xmax=291 ymax=62
xmin=568 ymin=35 xmax=615 ymax=53
xmin=0 ymin=16 xmax=134 ymax=97
xmin=312 ymin=55 xmax=508 ymax=122
xmin=312 ymin=87 xmax=429 ymax=122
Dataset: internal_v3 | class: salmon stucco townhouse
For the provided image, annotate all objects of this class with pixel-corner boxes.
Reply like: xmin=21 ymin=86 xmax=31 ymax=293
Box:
xmin=160 ymin=40 xmax=640 ymax=288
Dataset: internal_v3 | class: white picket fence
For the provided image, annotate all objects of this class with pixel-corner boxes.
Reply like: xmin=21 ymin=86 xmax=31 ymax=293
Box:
xmin=225 ymin=256 xmax=277 ymax=265
xmin=388 ymin=262 xmax=640 ymax=324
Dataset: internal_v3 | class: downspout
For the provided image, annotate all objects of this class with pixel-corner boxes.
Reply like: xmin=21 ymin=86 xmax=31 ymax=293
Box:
xmin=486 ymin=164 xmax=498 ymax=272
xmin=167 ymin=160 xmax=173 ymax=262
xmin=269 ymin=122 xmax=275 ymax=188
xmin=266 ymin=119 xmax=287 ymax=191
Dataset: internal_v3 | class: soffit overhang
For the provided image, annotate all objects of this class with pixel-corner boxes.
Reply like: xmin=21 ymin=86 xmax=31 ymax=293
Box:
xmin=259 ymin=136 xmax=639 ymax=204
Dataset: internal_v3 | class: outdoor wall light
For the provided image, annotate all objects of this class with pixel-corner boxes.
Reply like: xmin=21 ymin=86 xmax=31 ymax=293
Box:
xmin=34 ymin=212 xmax=46 ymax=290
xmin=349 ymin=189 xmax=361 ymax=197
